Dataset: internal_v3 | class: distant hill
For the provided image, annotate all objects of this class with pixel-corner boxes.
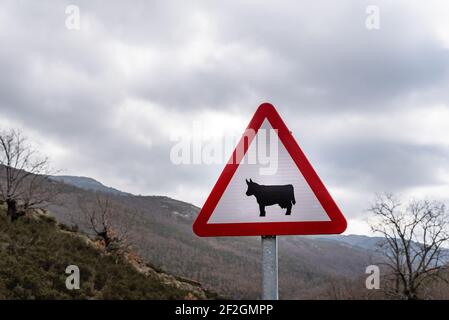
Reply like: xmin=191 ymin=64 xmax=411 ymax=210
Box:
xmin=44 ymin=176 xmax=379 ymax=299
xmin=4 ymin=171 xmax=449 ymax=299
xmin=0 ymin=205 xmax=214 ymax=300
xmin=0 ymin=170 xmax=387 ymax=299
xmin=50 ymin=176 xmax=131 ymax=196
xmin=315 ymin=234 xmax=385 ymax=251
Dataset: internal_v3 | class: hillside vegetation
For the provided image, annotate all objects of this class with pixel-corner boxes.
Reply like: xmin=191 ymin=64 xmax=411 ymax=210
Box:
xmin=46 ymin=179 xmax=375 ymax=299
xmin=0 ymin=206 xmax=213 ymax=300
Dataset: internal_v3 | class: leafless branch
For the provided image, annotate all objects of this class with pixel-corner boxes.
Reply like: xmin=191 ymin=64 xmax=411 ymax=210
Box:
xmin=77 ymin=193 xmax=136 ymax=254
xmin=369 ymin=193 xmax=449 ymax=299
xmin=0 ymin=128 xmax=54 ymax=220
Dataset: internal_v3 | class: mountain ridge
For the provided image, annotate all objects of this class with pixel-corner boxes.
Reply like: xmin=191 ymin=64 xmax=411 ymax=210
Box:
xmin=50 ymin=175 xmax=132 ymax=196
xmin=45 ymin=174 xmax=379 ymax=298
xmin=52 ymin=175 xmax=382 ymax=247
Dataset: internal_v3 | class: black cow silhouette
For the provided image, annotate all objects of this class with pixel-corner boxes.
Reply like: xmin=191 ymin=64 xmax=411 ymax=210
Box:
xmin=245 ymin=179 xmax=296 ymax=217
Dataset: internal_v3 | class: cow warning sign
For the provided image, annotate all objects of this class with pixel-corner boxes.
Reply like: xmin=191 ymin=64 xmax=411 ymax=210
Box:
xmin=193 ymin=103 xmax=347 ymax=237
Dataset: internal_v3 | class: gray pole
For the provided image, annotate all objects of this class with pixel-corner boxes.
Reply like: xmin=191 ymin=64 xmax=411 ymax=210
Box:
xmin=261 ymin=235 xmax=278 ymax=300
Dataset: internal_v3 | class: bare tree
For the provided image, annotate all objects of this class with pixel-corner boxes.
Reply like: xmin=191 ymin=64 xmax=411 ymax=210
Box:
xmin=0 ymin=129 xmax=54 ymax=221
xmin=369 ymin=193 xmax=449 ymax=299
xmin=78 ymin=193 xmax=135 ymax=253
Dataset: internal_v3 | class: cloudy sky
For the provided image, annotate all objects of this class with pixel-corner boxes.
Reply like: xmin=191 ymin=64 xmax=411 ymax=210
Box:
xmin=1 ymin=1 xmax=449 ymax=234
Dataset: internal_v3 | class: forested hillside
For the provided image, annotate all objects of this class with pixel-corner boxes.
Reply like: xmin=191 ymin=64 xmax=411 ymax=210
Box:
xmin=47 ymin=176 xmax=375 ymax=299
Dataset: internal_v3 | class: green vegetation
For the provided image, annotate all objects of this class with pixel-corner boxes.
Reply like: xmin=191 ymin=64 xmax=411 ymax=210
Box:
xmin=0 ymin=207 xmax=206 ymax=300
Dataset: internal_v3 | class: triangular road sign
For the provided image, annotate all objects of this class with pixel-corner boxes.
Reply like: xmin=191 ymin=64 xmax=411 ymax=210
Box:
xmin=193 ymin=103 xmax=347 ymax=237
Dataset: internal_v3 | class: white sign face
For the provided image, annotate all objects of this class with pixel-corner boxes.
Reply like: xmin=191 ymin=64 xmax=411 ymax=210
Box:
xmin=208 ymin=120 xmax=331 ymax=224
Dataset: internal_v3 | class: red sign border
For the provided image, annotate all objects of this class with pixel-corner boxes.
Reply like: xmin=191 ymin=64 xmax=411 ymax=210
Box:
xmin=193 ymin=103 xmax=347 ymax=237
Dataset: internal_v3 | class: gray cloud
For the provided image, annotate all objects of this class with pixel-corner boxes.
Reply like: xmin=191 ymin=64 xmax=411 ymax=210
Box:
xmin=318 ymin=141 xmax=449 ymax=191
xmin=131 ymin=0 xmax=449 ymax=112
xmin=0 ymin=0 xmax=448 ymax=229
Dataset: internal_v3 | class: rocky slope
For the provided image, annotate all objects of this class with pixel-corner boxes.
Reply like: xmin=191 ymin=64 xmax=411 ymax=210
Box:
xmin=0 ymin=205 xmax=214 ymax=300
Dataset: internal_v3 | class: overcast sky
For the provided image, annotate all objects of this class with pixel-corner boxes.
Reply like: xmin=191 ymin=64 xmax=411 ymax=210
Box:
xmin=1 ymin=1 xmax=449 ymax=235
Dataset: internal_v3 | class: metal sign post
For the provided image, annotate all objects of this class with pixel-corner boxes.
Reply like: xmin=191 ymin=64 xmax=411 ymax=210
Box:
xmin=261 ymin=235 xmax=278 ymax=300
